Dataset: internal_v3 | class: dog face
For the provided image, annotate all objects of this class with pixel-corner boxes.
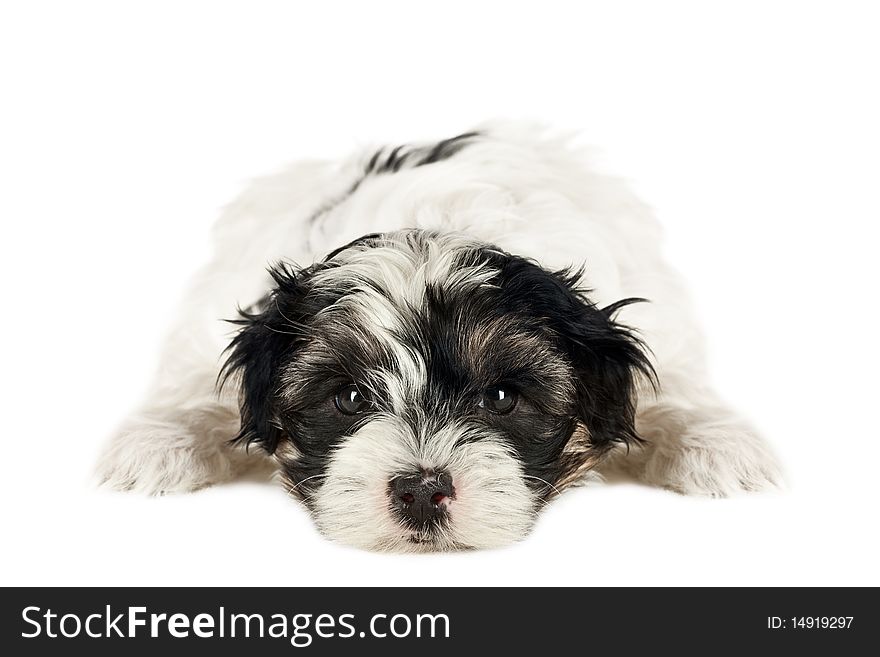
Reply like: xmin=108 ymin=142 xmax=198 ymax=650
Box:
xmin=222 ymin=230 xmax=653 ymax=551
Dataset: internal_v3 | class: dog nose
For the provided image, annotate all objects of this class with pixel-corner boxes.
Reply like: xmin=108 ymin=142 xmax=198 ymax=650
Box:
xmin=390 ymin=469 xmax=454 ymax=527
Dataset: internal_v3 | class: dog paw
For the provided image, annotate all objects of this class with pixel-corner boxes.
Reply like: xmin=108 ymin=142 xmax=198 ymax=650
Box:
xmin=96 ymin=421 xmax=245 ymax=495
xmin=642 ymin=423 xmax=783 ymax=497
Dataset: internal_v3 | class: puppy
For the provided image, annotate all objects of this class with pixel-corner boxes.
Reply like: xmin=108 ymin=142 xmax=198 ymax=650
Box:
xmin=98 ymin=123 xmax=781 ymax=551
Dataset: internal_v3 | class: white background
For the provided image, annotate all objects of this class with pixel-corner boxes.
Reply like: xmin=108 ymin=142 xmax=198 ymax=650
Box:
xmin=1 ymin=1 xmax=878 ymax=586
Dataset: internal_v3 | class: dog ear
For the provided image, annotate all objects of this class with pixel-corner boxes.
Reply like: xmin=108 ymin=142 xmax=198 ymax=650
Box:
xmin=488 ymin=253 xmax=655 ymax=451
xmin=219 ymin=263 xmax=306 ymax=454
xmin=219 ymin=234 xmax=386 ymax=454
xmin=557 ymin=289 xmax=656 ymax=451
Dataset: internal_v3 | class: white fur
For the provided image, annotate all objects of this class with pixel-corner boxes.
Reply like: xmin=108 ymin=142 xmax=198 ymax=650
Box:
xmin=311 ymin=416 xmax=534 ymax=552
xmin=97 ymin=122 xmax=782 ymax=548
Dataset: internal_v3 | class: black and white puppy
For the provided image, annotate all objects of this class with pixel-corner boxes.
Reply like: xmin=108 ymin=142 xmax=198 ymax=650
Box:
xmin=99 ymin=124 xmax=780 ymax=551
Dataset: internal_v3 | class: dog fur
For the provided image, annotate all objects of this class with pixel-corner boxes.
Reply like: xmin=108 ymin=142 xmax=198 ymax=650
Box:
xmin=97 ymin=122 xmax=781 ymax=551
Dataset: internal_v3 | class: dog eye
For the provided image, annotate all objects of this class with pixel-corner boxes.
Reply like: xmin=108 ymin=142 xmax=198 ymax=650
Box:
xmin=334 ymin=384 xmax=372 ymax=415
xmin=480 ymin=385 xmax=518 ymax=414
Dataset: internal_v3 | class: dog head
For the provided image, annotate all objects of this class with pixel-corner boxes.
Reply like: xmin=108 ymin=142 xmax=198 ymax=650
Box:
xmin=221 ymin=230 xmax=653 ymax=551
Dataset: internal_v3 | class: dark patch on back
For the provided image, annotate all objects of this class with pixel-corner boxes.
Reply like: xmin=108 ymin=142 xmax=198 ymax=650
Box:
xmin=366 ymin=131 xmax=483 ymax=175
xmin=307 ymin=131 xmax=483 ymax=226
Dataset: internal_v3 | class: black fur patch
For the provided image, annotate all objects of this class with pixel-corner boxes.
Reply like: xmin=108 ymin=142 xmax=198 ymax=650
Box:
xmin=307 ymin=132 xmax=483 ymax=225
xmin=365 ymin=132 xmax=483 ymax=175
